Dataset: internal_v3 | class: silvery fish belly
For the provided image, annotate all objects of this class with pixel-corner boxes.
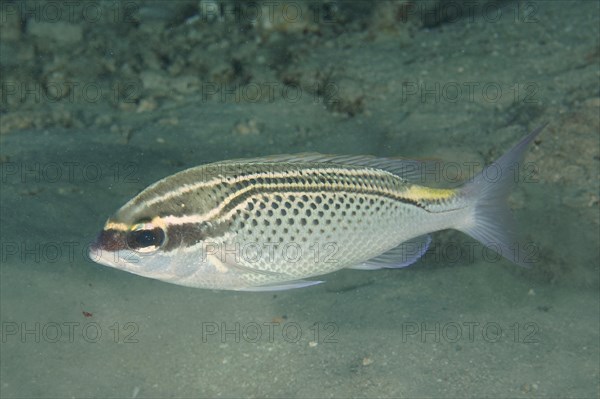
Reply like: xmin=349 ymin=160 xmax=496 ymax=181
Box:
xmin=89 ymin=125 xmax=545 ymax=291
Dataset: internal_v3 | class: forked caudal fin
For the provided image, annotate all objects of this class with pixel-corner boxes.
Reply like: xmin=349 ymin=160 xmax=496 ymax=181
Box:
xmin=456 ymin=123 xmax=547 ymax=267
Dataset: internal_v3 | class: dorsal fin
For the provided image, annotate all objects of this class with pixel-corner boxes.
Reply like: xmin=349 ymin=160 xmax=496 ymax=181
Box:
xmin=214 ymin=153 xmax=431 ymax=183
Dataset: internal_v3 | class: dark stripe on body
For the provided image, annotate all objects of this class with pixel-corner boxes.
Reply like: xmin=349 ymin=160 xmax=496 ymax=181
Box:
xmin=162 ymin=220 xmax=231 ymax=251
xmin=216 ymin=174 xmax=426 ymax=220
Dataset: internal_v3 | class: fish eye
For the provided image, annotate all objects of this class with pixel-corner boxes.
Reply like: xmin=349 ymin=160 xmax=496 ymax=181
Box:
xmin=126 ymin=221 xmax=166 ymax=253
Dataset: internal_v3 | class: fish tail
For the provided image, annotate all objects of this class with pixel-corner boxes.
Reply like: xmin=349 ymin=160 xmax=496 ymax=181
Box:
xmin=455 ymin=124 xmax=547 ymax=267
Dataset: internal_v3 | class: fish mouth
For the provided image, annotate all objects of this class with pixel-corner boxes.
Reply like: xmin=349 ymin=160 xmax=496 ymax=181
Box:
xmin=88 ymin=235 xmax=110 ymax=265
xmin=88 ymin=232 xmax=102 ymax=261
xmin=88 ymin=240 xmax=137 ymax=270
xmin=88 ymin=229 xmax=128 ymax=266
xmin=89 ymin=237 xmax=99 ymax=253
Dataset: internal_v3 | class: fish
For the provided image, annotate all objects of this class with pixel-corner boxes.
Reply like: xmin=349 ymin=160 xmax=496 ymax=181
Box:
xmin=89 ymin=124 xmax=546 ymax=291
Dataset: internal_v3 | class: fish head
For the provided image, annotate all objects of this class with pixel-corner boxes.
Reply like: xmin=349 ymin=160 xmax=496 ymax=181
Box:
xmin=88 ymin=162 xmax=252 ymax=289
xmin=88 ymin=200 xmax=221 ymax=286
xmin=90 ymin=217 xmax=168 ymax=282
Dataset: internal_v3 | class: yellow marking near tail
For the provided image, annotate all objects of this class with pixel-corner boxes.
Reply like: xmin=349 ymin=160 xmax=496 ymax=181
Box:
xmin=402 ymin=186 xmax=456 ymax=202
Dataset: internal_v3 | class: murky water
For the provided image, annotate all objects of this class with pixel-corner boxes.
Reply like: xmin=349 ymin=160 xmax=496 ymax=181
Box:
xmin=1 ymin=1 xmax=598 ymax=397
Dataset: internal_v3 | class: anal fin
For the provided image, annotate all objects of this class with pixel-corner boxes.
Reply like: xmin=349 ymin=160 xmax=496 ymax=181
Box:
xmin=235 ymin=280 xmax=324 ymax=292
xmin=349 ymin=235 xmax=431 ymax=270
